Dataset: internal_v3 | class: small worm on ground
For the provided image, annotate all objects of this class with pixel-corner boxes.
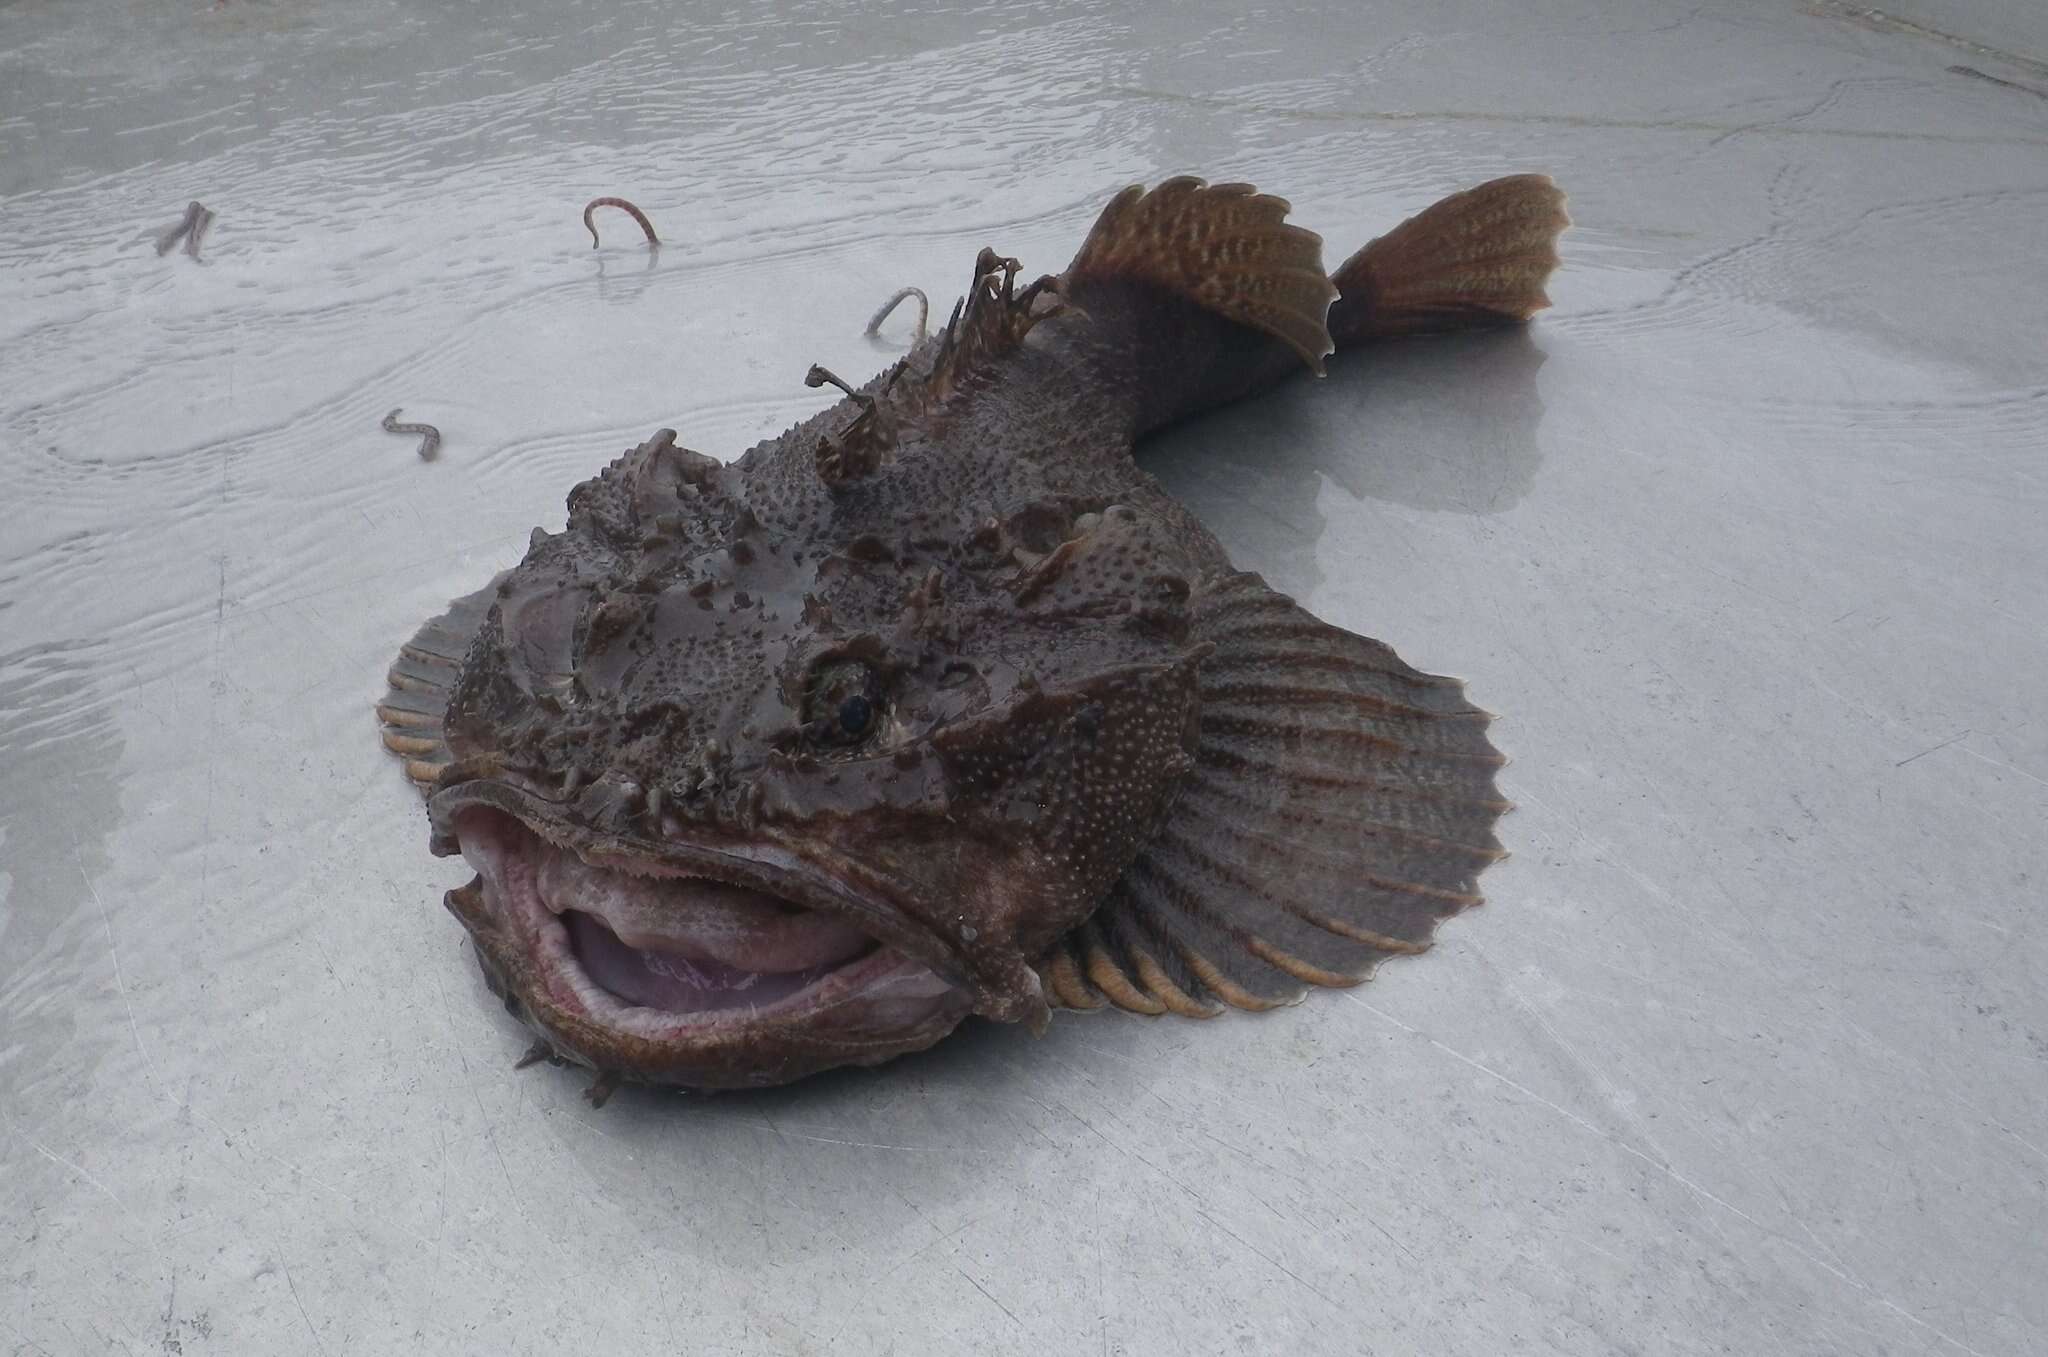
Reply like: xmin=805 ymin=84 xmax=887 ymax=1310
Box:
xmin=582 ymin=196 xmax=659 ymax=249
xmin=154 ymin=200 xmax=210 ymax=256
xmin=863 ymin=286 xmax=930 ymax=343
xmin=381 ymin=408 xmax=442 ymax=461
xmin=183 ymin=204 xmax=215 ymax=260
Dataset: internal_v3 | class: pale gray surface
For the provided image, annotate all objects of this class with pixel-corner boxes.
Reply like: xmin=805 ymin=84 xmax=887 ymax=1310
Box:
xmin=3 ymin=2 xmax=2046 ymax=1354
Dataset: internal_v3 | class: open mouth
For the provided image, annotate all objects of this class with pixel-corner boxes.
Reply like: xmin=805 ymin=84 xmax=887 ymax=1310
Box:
xmin=448 ymin=806 xmax=970 ymax=1048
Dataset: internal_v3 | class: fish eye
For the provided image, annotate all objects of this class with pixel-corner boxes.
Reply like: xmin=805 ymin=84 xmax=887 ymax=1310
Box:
xmin=803 ymin=659 xmax=884 ymax=748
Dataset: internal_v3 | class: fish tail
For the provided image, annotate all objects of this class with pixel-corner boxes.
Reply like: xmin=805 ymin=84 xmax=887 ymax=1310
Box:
xmin=1327 ymin=174 xmax=1569 ymax=346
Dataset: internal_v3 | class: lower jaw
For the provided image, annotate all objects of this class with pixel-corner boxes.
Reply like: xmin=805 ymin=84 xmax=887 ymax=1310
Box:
xmin=450 ymin=878 xmax=976 ymax=1089
xmin=444 ymin=814 xmax=976 ymax=1090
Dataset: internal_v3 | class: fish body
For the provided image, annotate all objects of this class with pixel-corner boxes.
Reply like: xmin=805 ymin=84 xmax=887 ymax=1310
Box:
xmin=378 ymin=173 xmax=1568 ymax=1093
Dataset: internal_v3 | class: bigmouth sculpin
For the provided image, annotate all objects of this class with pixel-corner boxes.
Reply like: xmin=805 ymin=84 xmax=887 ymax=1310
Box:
xmin=377 ymin=172 xmax=1568 ymax=1096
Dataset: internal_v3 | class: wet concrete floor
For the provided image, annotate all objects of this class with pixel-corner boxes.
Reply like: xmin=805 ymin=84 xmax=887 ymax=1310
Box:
xmin=3 ymin=2 xmax=2045 ymax=1352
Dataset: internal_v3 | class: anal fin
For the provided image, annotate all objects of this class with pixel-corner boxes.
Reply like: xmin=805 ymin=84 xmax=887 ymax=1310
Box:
xmin=1043 ymin=573 xmax=1509 ymax=1015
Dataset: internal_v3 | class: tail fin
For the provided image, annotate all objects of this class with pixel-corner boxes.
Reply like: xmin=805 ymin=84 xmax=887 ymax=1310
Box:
xmin=1328 ymin=174 xmax=1568 ymax=346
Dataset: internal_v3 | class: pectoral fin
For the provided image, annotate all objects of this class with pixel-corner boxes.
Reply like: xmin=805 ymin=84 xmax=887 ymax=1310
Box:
xmin=1040 ymin=573 xmax=1510 ymax=1014
xmin=376 ymin=578 xmax=502 ymax=795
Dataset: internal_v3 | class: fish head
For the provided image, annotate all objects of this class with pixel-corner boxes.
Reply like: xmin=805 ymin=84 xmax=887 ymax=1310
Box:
xmin=425 ymin=427 xmax=1205 ymax=1087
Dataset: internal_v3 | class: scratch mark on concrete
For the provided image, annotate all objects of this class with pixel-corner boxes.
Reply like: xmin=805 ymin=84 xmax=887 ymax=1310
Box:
xmin=2 ymin=1314 xmax=57 ymax=1356
xmin=432 ymin=963 xmax=556 ymax=1277
xmin=1709 ymin=74 xmax=1875 ymax=148
xmin=1948 ymin=64 xmax=2048 ymax=101
xmin=1513 ymin=788 xmax=1750 ymax=957
xmin=197 ymin=553 xmax=226 ymax=914
xmin=14 ymin=1129 xmax=125 ymax=1211
xmin=1768 ymin=1173 xmax=1867 ymax=1287
xmin=277 ymin=1254 xmax=326 ymax=1356
xmin=1041 ymin=1091 xmax=1353 ymax=1316
xmin=1955 ymin=744 xmax=2048 ymax=788
xmin=77 ymin=847 xmax=162 ymax=1090
xmin=763 ymin=1130 xmax=976 ymax=1153
xmin=1810 ymin=2 xmax=2048 ymax=80
xmin=1196 ymin=1209 xmax=1343 ymax=1312
xmin=167 ymin=1091 xmax=511 ymax=1289
xmin=1108 ymin=83 xmax=2048 ymax=147
xmin=876 ymin=1213 xmax=978 ymax=1283
xmin=1895 ymin=729 xmax=1970 ymax=767
xmin=1944 ymin=1094 xmax=2048 ymax=1166
xmin=429 ymin=1123 xmax=450 ymax=1303
xmin=956 ymin=1268 xmax=1025 ymax=1331
xmin=1348 ymin=995 xmax=1998 ymax=1355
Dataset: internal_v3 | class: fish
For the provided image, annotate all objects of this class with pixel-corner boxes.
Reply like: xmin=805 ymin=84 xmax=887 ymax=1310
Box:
xmin=376 ymin=171 xmax=1568 ymax=1097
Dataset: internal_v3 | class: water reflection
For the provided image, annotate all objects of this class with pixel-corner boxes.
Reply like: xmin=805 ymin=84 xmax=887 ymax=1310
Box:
xmin=594 ymin=236 xmax=665 ymax=307
xmin=0 ymin=643 xmax=126 ymax=1109
xmin=1143 ymin=326 xmax=1548 ymax=596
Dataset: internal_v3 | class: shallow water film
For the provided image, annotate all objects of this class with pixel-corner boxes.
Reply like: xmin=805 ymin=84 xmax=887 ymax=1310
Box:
xmin=4 ymin=1 xmax=2046 ymax=1353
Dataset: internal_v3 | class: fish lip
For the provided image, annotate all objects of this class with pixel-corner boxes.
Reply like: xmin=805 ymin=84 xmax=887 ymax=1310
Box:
xmin=426 ymin=776 xmax=975 ymax=995
xmin=441 ymin=861 xmax=973 ymax=1088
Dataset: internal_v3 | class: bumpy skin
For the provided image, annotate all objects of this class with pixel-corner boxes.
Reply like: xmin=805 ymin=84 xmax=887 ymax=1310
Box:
xmin=435 ymin=264 xmax=1230 ymax=1032
xmin=405 ymin=176 xmax=1566 ymax=1091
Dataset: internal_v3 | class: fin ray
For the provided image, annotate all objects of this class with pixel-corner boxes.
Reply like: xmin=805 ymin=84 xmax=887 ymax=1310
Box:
xmin=1043 ymin=573 xmax=1509 ymax=1014
xmin=377 ymin=579 xmax=500 ymax=796
xmin=1330 ymin=174 xmax=1569 ymax=343
xmin=1064 ymin=177 xmax=1338 ymax=371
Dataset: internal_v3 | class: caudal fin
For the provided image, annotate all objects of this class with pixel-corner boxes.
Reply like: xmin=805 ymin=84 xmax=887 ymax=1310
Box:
xmin=1328 ymin=174 xmax=1568 ymax=346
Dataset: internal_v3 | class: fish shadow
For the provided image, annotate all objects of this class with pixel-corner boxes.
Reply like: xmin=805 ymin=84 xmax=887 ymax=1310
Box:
xmin=1141 ymin=325 xmax=1550 ymax=596
xmin=507 ymin=1013 xmax=1149 ymax=1266
xmin=583 ymin=1011 xmax=1039 ymax=1118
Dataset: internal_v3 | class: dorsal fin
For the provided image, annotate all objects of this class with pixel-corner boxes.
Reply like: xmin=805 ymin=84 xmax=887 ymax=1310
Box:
xmin=1062 ymin=177 xmax=1338 ymax=372
xmin=1038 ymin=572 xmax=1510 ymax=1014
xmin=847 ymin=248 xmax=1063 ymax=438
xmin=922 ymin=247 xmax=1063 ymax=402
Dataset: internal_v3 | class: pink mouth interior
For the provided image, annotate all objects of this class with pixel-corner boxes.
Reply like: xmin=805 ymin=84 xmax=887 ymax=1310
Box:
xmin=528 ymin=837 xmax=876 ymax=1012
xmin=563 ymin=910 xmax=858 ymax=1011
xmin=455 ymin=807 xmax=914 ymax=1019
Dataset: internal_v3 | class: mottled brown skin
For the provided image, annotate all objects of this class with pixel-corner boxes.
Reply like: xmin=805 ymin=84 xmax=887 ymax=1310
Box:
xmin=434 ymin=275 xmax=1235 ymax=1067
xmin=395 ymin=174 xmax=1569 ymax=1092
